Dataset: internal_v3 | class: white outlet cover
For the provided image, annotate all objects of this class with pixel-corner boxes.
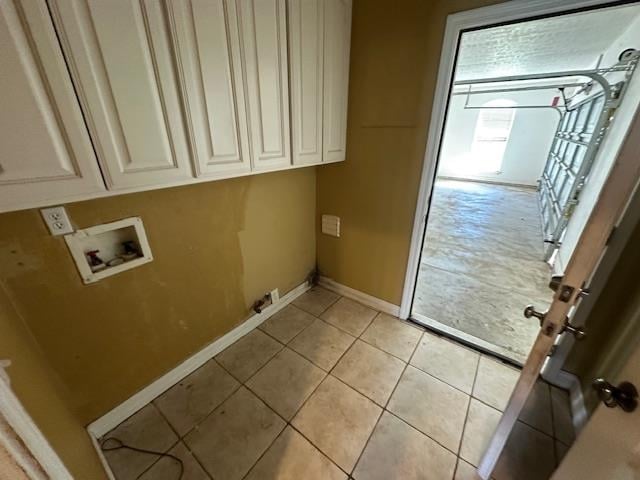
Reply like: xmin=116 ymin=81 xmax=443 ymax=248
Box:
xmin=270 ymin=288 xmax=280 ymax=303
xmin=40 ymin=206 xmax=74 ymax=236
xmin=321 ymin=215 xmax=340 ymax=237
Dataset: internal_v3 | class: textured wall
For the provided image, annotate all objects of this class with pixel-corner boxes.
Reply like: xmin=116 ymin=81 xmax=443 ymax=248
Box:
xmin=316 ymin=0 xmax=502 ymax=304
xmin=0 ymin=286 xmax=107 ymax=479
xmin=0 ymin=168 xmax=316 ymax=423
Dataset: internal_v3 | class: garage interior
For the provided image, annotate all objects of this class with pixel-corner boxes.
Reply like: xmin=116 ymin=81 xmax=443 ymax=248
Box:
xmin=412 ymin=4 xmax=640 ymax=364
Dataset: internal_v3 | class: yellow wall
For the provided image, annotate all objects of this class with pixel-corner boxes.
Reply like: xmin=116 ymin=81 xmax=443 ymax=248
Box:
xmin=0 ymin=285 xmax=107 ymax=479
xmin=0 ymin=168 xmax=316 ymax=424
xmin=317 ymin=0 xmax=502 ymax=304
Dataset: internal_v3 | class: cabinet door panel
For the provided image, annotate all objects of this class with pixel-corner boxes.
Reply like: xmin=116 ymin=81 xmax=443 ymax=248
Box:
xmin=0 ymin=0 xmax=104 ymax=212
xmin=323 ymin=0 xmax=352 ymax=163
xmin=289 ymin=0 xmax=323 ymax=165
xmin=50 ymin=0 xmax=193 ymax=189
xmin=238 ymin=0 xmax=291 ymax=171
xmin=168 ymin=0 xmax=251 ymax=177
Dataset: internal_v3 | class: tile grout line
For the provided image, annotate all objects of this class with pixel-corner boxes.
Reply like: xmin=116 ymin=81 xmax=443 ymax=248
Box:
xmin=175 ymin=363 xmax=244 ymax=439
xmin=372 ymin=329 xmax=480 ymax=460
xmin=382 ymin=410 xmax=463 ymax=462
xmin=382 ymin=331 xmax=424 ymax=411
xmin=280 ymin=292 xmax=382 ymax=477
xmin=116 ymin=403 xmax=183 ymax=480
xmin=453 ymin=352 xmax=482 ymax=476
xmin=286 ymin=423 xmax=351 ymax=476
xmin=231 ymin=383 xmax=290 ymax=480
xmin=549 ymin=384 xmax=562 ymax=466
xmin=154 ymin=405 xmax=215 ymax=480
xmin=257 ymin=302 xmax=317 ymax=345
xmin=239 ymin=425 xmax=288 ymax=480
xmin=291 ymin=286 xmax=342 ymax=318
xmin=241 ymin=291 xmax=348 ymax=479
xmin=347 ymin=328 xmax=425 ymax=477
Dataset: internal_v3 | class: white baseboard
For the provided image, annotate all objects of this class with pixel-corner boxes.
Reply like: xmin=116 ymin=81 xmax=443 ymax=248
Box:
xmin=318 ymin=276 xmax=400 ymax=317
xmin=87 ymin=280 xmax=310 ymax=440
xmin=554 ymin=370 xmax=588 ymax=434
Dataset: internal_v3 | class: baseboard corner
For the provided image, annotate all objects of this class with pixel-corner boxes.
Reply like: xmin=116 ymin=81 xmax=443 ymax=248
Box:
xmin=317 ymin=276 xmax=400 ymax=317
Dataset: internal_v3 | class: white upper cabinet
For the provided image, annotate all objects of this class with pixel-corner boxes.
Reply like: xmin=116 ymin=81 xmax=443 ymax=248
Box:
xmin=323 ymin=0 xmax=352 ymax=163
xmin=0 ymin=0 xmax=352 ymax=213
xmin=238 ymin=0 xmax=291 ymax=171
xmin=0 ymin=0 xmax=105 ymax=212
xmin=288 ymin=0 xmax=324 ymax=166
xmin=167 ymin=0 xmax=251 ymax=178
xmin=49 ymin=0 xmax=193 ymax=190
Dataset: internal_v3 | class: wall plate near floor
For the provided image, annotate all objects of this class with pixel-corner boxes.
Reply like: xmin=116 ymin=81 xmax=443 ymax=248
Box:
xmin=270 ymin=288 xmax=280 ymax=303
xmin=64 ymin=217 xmax=153 ymax=284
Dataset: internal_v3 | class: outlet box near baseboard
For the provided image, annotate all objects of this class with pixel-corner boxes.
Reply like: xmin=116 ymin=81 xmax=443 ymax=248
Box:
xmin=270 ymin=288 xmax=280 ymax=303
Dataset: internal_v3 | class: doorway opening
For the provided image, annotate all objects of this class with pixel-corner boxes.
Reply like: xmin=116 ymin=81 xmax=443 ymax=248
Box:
xmin=409 ymin=3 xmax=640 ymax=365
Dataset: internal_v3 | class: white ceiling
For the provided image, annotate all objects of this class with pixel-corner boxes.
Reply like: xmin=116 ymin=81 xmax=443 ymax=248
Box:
xmin=456 ymin=4 xmax=640 ymax=81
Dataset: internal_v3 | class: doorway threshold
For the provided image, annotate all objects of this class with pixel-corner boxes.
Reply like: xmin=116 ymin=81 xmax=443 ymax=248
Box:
xmin=410 ymin=312 xmax=524 ymax=369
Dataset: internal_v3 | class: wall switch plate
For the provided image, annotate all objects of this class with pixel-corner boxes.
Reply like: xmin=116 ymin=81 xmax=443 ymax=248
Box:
xmin=40 ymin=206 xmax=74 ymax=236
xmin=322 ymin=215 xmax=340 ymax=237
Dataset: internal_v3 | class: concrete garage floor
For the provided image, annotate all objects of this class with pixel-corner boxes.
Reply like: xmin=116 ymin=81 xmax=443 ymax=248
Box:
xmin=413 ymin=179 xmax=553 ymax=364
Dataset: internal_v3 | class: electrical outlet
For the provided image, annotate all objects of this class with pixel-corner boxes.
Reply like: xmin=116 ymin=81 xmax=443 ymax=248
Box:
xmin=270 ymin=288 xmax=280 ymax=303
xmin=40 ymin=206 xmax=74 ymax=236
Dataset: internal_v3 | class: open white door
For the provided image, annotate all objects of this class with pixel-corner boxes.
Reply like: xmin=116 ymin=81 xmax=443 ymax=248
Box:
xmin=551 ymin=338 xmax=640 ymax=479
xmin=477 ymin=103 xmax=640 ymax=478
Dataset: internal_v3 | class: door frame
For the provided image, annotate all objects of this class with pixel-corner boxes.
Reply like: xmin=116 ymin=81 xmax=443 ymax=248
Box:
xmin=399 ymin=0 xmax=633 ymax=318
xmin=0 ymin=364 xmax=73 ymax=479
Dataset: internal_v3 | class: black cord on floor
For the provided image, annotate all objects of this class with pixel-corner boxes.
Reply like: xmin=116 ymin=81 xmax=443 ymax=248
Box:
xmin=100 ymin=437 xmax=184 ymax=480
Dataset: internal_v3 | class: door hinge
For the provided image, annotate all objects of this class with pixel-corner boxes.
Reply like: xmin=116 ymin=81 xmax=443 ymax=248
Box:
xmin=548 ymin=275 xmax=575 ymax=302
xmin=606 ymin=226 xmax=618 ymax=246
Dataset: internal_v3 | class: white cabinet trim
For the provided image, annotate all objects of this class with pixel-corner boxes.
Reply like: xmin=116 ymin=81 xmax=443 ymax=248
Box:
xmin=238 ymin=0 xmax=292 ymax=171
xmin=1 ymin=0 xmax=353 ymax=213
xmin=49 ymin=0 xmax=194 ymax=190
xmin=167 ymin=0 xmax=252 ymax=178
xmin=323 ymin=0 xmax=352 ymax=163
xmin=0 ymin=0 xmax=105 ymax=212
xmin=289 ymin=0 xmax=324 ymax=166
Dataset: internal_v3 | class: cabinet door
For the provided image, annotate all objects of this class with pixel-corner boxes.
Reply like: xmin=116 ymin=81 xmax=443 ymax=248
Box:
xmin=49 ymin=0 xmax=193 ymax=190
xmin=0 ymin=0 xmax=105 ymax=213
xmin=323 ymin=0 xmax=352 ymax=163
xmin=168 ymin=0 xmax=251 ymax=178
xmin=288 ymin=0 xmax=324 ymax=166
xmin=238 ymin=0 xmax=291 ymax=171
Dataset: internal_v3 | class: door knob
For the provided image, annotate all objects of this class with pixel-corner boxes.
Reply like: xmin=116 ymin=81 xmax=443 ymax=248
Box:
xmin=592 ymin=378 xmax=638 ymax=412
xmin=524 ymin=305 xmax=546 ymax=326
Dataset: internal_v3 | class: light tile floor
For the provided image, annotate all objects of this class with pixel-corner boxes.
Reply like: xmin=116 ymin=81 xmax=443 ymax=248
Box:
xmin=101 ymin=287 xmax=574 ymax=480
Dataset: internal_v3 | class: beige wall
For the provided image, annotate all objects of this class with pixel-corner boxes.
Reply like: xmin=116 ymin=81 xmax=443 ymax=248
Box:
xmin=0 ymin=168 xmax=316 ymax=424
xmin=0 ymin=285 xmax=107 ymax=479
xmin=317 ymin=0 xmax=502 ymax=305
